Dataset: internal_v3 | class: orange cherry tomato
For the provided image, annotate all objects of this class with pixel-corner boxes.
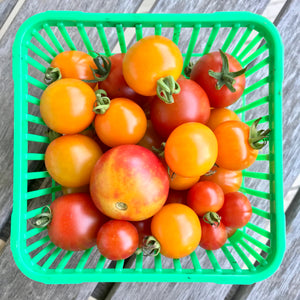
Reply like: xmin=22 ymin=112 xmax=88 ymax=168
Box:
xmin=200 ymin=165 xmax=242 ymax=194
xmin=151 ymin=203 xmax=201 ymax=259
xmin=40 ymin=79 xmax=96 ymax=134
xmin=49 ymin=50 xmax=98 ymax=88
xmin=123 ymin=35 xmax=183 ymax=96
xmin=165 ymin=122 xmax=218 ymax=178
xmin=214 ymin=120 xmax=258 ymax=170
xmin=45 ymin=134 xmax=102 ymax=187
xmin=169 ymin=173 xmax=200 ymax=191
xmin=206 ymin=108 xmax=240 ymax=131
xmin=94 ymin=98 xmax=147 ymax=147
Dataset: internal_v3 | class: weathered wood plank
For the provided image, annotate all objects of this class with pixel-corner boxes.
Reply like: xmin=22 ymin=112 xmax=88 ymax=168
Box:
xmin=0 ymin=0 xmax=19 ymax=28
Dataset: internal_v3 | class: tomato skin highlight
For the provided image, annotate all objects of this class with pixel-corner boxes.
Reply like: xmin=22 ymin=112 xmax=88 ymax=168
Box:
xmin=187 ymin=181 xmax=224 ymax=217
xmin=48 ymin=193 xmax=108 ymax=251
xmin=90 ymin=145 xmax=169 ymax=221
xmin=199 ymin=219 xmax=227 ymax=250
xmin=190 ymin=51 xmax=245 ymax=108
xmin=40 ymin=78 xmax=96 ymax=134
xmin=45 ymin=134 xmax=102 ymax=188
xmin=123 ymin=35 xmax=183 ymax=96
xmin=151 ymin=203 xmax=201 ymax=259
xmin=94 ymin=98 xmax=147 ymax=147
xmin=214 ymin=120 xmax=258 ymax=170
xmin=150 ymin=76 xmax=210 ymax=139
xmin=218 ymin=192 xmax=252 ymax=228
xmin=97 ymin=220 xmax=139 ymax=260
xmin=165 ymin=122 xmax=218 ymax=177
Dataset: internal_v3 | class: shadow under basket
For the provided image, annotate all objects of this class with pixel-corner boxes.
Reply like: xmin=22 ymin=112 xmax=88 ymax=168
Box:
xmin=12 ymin=11 xmax=285 ymax=284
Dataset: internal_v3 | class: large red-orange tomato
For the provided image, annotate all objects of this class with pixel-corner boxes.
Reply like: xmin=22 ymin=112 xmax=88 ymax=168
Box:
xmin=90 ymin=145 xmax=169 ymax=221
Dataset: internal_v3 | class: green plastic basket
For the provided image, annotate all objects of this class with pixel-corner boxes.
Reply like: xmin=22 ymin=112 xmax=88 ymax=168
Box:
xmin=12 ymin=11 xmax=284 ymax=284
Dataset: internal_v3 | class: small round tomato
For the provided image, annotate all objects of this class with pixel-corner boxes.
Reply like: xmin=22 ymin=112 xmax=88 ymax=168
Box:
xmin=46 ymin=50 xmax=98 ymax=88
xmin=94 ymin=97 xmax=147 ymax=147
xmin=226 ymin=226 xmax=238 ymax=238
xmin=151 ymin=203 xmax=201 ymax=258
xmin=61 ymin=185 xmax=90 ymax=195
xmin=39 ymin=193 xmax=108 ymax=251
xmin=98 ymin=53 xmax=151 ymax=107
xmin=165 ymin=122 xmax=218 ymax=177
xmin=200 ymin=165 xmax=242 ymax=194
xmin=131 ymin=218 xmax=152 ymax=248
xmin=45 ymin=134 xmax=102 ymax=187
xmin=169 ymin=173 xmax=200 ymax=191
xmin=150 ymin=76 xmax=210 ymax=139
xmin=165 ymin=189 xmax=187 ymax=205
xmin=40 ymin=79 xmax=96 ymax=134
xmin=218 ymin=192 xmax=252 ymax=228
xmin=97 ymin=220 xmax=139 ymax=260
xmin=199 ymin=219 xmax=227 ymax=250
xmin=90 ymin=145 xmax=169 ymax=221
xmin=206 ymin=108 xmax=240 ymax=131
xmin=190 ymin=49 xmax=246 ymax=108
xmin=214 ymin=120 xmax=269 ymax=170
xmin=187 ymin=181 xmax=224 ymax=216
xmin=138 ymin=120 xmax=164 ymax=151
xmin=123 ymin=35 xmax=183 ymax=97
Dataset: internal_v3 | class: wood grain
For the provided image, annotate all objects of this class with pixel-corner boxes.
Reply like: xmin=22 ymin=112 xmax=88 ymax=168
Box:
xmin=0 ymin=0 xmax=18 ymax=28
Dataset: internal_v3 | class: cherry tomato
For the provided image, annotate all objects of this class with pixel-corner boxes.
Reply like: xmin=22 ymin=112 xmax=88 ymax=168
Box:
xmin=45 ymin=134 xmax=102 ymax=187
xmin=218 ymin=192 xmax=252 ymax=228
xmin=169 ymin=173 xmax=200 ymax=191
xmin=206 ymin=108 xmax=240 ymax=131
xmin=47 ymin=50 xmax=98 ymax=88
xmin=98 ymin=53 xmax=151 ymax=107
xmin=131 ymin=218 xmax=152 ymax=248
xmin=40 ymin=79 xmax=96 ymax=134
xmin=199 ymin=219 xmax=227 ymax=250
xmin=190 ymin=50 xmax=246 ymax=108
xmin=97 ymin=220 xmax=139 ymax=260
xmin=151 ymin=203 xmax=201 ymax=258
xmin=165 ymin=122 xmax=218 ymax=177
xmin=150 ymin=76 xmax=210 ymax=139
xmin=187 ymin=181 xmax=224 ymax=216
xmin=200 ymin=165 xmax=242 ymax=194
xmin=123 ymin=35 xmax=183 ymax=96
xmin=94 ymin=98 xmax=147 ymax=147
xmin=90 ymin=145 xmax=169 ymax=221
xmin=165 ymin=189 xmax=187 ymax=205
xmin=138 ymin=120 xmax=164 ymax=151
xmin=45 ymin=193 xmax=108 ymax=251
xmin=214 ymin=120 xmax=258 ymax=170
xmin=226 ymin=226 xmax=237 ymax=238
xmin=61 ymin=185 xmax=90 ymax=195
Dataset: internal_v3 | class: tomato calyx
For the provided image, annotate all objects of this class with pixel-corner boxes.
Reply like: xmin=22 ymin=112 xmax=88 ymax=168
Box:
xmin=208 ymin=49 xmax=247 ymax=93
xmin=115 ymin=202 xmax=128 ymax=211
xmin=156 ymin=75 xmax=181 ymax=104
xmin=84 ymin=52 xmax=112 ymax=83
xmin=137 ymin=236 xmax=161 ymax=256
xmin=249 ymin=117 xmax=271 ymax=150
xmin=44 ymin=67 xmax=62 ymax=85
xmin=93 ymin=89 xmax=111 ymax=114
xmin=203 ymin=211 xmax=221 ymax=226
xmin=152 ymin=142 xmax=166 ymax=158
xmin=31 ymin=206 xmax=52 ymax=228
xmin=184 ymin=62 xmax=194 ymax=78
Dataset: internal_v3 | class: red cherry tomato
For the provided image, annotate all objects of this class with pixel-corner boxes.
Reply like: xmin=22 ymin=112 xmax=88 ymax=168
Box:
xmin=199 ymin=219 xmax=227 ymax=250
xmin=187 ymin=181 xmax=224 ymax=216
xmin=165 ymin=189 xmax=187 ymax=205
xmin=45 ymin=193 xmax=108 ymax=251
xmin=138 ymin=120 xmax=164 ymax=151
xmin=150 ymin=76 xmax=210 ymax=139
xmin=226 ymin=226 xmax=238 ymax=238
xmin=96 ymin=220 xmax=139 ymax=260
xmin=190 ymin=50 xmax=246 ymax=108
xmin=131 ymin=218 xmax=152 ymax=248
xmin=218 ymin=192 xmax=252 ymax=228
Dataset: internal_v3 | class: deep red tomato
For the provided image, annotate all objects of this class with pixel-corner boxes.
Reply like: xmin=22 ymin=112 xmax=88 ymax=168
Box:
xmin=138 ymin=120 xmax=164 ymax=151
xmin=150 ymin=76 xmax=210 ymax=139
xmin=42 ymin=193 xmax=108 ymax=251
xmin=151 ymin=203 xmax=201 ymax=258
xmin=187 ymin=181 xmax=224 ymax=216
xmin=165 ymin=189 xmax=187 ymax=205
xmin=200 ymin=165 xmax=243 ymax=194
xmin=96 ymin=220 xmax=139 ymax=260
xmin=131 ymin=218 xmax=152 ymax=248
xmin=226 ymin=226 xmax=238 ymax=238
xmin=40 ymin=79 xmax=96 ymax=134
xmin=218 ymin=192 xmax=252 ymax=228
xmin=90 ymin=145 xmax=169 ymax=221
xmin=97 ymin=53 xmax=151 ymax=108
xmin=199 ymin=219 xmax=227 ymax=250
xmin=190 ymin=50 xmax=246 ymax=108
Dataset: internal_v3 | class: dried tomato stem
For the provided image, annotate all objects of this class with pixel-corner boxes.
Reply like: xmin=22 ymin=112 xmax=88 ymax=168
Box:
xmin=249 ymin=117 xmax=271 ymax=150
xmin=142 ymin=236 xmax=161 ymax=256
xmin=203 ymin=212 xmax=221 ymax=226
xmin=156 ymin=75 xmax=180 ymax=104
xmin=44 ymin=67 xmax=62 ymax=85
xmin=93 ymin=89 xmax=111 ymax=114
xmin=31 ymin=206 xmax=52 ymax=228
xmin=152 ymin=142 xmax=166 ymax=158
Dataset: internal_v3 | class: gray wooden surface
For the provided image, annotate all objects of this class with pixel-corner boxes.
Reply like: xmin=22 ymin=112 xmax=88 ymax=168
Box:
xmin=0 ymin=0 xmax=299 ymax=299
